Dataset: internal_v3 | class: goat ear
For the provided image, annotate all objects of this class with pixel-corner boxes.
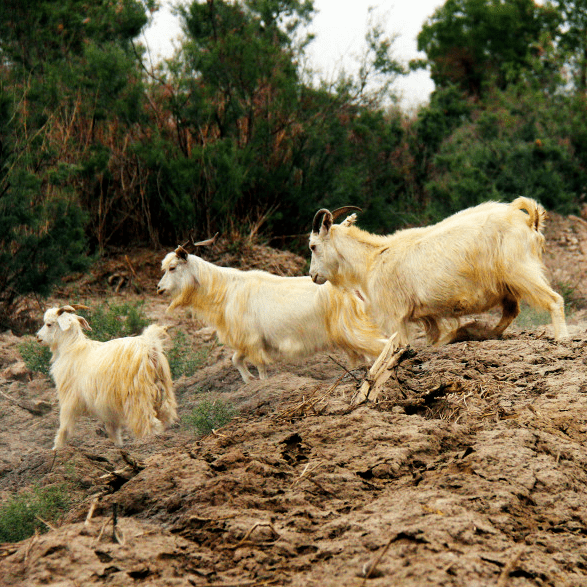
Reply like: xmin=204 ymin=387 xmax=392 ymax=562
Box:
xmin=331 ymin=206 xmax=362 ymax=221
xmin=57 ymin=313 xmax=73 ymax=331
xmin=312 ymin=209 xmax=333 ymax=236
xmin=321 ymin=212 xmax=332 ymax=236
xmin=175 ymin=246 xmax=188 ymax=261
xmin=77 ymin=316 xmax=92 ymax=331
xmin=340 ymin=213 xmax=358 ymax=227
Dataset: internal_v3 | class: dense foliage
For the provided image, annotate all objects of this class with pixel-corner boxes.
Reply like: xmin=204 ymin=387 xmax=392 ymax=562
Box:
xmin=0 ymin=0 xmax=585 ymax=323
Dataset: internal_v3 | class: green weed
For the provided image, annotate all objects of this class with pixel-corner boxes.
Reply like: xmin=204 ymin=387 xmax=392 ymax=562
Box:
xmin=0 ymin=484 xmax=71 ymax=543
xmin=17 ymin=339 xmax=52 ymax=376
xmin=167 ymin=329 xmax=210 ymax=380
xmin=515 ymin=305 xmax=551 ymax=330
xmin=183 ymin=399 xmax=236 ymax=436
xmin=77 ymin=301 xmax=150 ymax=342
xmin=556 ymin=280 xmax=585 ymax=315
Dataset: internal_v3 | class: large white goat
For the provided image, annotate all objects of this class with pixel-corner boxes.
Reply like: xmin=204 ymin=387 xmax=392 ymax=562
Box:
xmin=157 ymin=237 xmax=387 ymax=383
xmin=309 ymin=198 xmax=569 ymax=345
xmin=36 ymin=305 xmax=178 ymax=449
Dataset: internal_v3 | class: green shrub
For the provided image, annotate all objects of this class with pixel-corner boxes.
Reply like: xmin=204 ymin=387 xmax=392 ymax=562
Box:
xmin=167 ymin=329 xmax=210 ymax=380
xmin=78 ymin=301 xmax=150 ymax=342
xmin=183 ymin=399 xmax=236 ymax=436
xmin=0 ymin=484 xmax=71 ymax=543
xmin=17 ymin=339 xmax=52 ymax=376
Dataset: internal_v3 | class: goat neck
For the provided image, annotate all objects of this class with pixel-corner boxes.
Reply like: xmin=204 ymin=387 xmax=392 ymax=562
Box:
xmin=329 ymin=224 xmax=387 ymax=290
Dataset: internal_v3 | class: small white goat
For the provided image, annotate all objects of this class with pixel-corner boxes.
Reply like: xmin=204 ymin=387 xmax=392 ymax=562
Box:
xmin=157 ymin=236 xmax=387 ymax=383
xmin=309 ymin=198 xmax=569 ymax=345
xmin=36 ymin=305 xmax=178 ymax=449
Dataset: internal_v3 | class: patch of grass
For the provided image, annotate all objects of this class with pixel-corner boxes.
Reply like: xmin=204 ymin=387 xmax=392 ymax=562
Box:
xmin=515 ymin=280 xmax=586 ymax=329
xmin=167 ymin=329 xmax=210 ymax=380
xmin=183 ymin=399 xmax=236 ymax=436
xmin=556 ymin=280 xmax=585 ymax=315
xmin=78 ymin=301 xmax=150 ymax=342
xmin=0 ymin=484 xmax=71 ymax=543
xmin=17 ymin=339 xmax=52 ymax=376
xmin=515 ymin=304 xmax=551 ymax=330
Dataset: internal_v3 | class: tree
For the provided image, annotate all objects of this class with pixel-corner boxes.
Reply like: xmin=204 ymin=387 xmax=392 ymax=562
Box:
xmin=0 ymin=0 xmax=149 ymax=73
xmin=0 ymin=86 xmax=90 ymax=329
xmin=423 ymin=82 xmax=583 ymax=218
xmin=416 ymin=0 xmax=556 ymax=97
xmin=0 ymin=0 xmax=156 ymax=323
xmin=547 ymin=0 xmax=587 ymax=92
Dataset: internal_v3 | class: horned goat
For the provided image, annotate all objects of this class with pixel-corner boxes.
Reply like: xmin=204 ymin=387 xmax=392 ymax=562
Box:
xmin=309 ymin=198 xmax=569 ymax=345
xmin=36 ymin=305 xmax=178 ymax=449
xmin=157 ymin=236 xmax=387 ymax=383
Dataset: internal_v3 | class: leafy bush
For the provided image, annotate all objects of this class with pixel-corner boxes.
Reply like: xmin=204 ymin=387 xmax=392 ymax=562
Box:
xmin=183 ymin=399 xmax=236 ymax=436
xmin=77 ymin=301 xmax=150 ymax=342
xmin=17 ymin=339 xmax=52 ymax=376
xmin=167 ymin=329 xmax=210 ymax=380
xmin=424 ymin=84 xmax=583 ymax=221
xmin=0 ymin=484 xmax=70 ymax=543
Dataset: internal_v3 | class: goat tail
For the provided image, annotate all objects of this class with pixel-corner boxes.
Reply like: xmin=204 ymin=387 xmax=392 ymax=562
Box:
xmin=124 ymin=325 xmax=178 ymax=438
xmin=510 ymin=196 xmax=546 ymax=233
xmin=143 ymin=324 xmax=178 ymax=427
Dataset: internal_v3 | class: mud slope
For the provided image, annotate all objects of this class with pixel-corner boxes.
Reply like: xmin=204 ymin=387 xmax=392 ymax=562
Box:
xmin=1 ymin=217 xmax=587 ymax=586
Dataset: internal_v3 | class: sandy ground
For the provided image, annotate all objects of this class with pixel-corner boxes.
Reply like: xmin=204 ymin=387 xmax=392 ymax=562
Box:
xmin=0 ymin=213 xmax=586 ymax=586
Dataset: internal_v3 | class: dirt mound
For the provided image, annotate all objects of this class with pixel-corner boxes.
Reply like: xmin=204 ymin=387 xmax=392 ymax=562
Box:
xmin=1 ymin=219 xmax=587 ymax=586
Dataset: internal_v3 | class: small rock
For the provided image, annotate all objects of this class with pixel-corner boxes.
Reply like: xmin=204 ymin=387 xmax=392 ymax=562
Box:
xmin=1 ymin=361 xmax=31 ymax=381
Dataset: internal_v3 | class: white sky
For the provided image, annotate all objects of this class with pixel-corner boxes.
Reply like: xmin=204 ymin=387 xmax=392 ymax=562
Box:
xmin=141 ymin=0 xmax=445 ymax=110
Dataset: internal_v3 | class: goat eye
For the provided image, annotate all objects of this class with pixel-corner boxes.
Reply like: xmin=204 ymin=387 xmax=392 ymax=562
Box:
xmin=310 ymin=244 xmax=316 ymax=252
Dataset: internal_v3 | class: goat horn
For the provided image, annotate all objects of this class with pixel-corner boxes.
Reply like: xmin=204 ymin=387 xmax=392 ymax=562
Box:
xmin=178 ymin=232 xmax=219 ymax=253
xmin=332 ymin=206 xmax=362 ymax=220
xmin=175 ymin=245 xmax=188 ymax=260
xmin=56 ymin=305 xmax=78 ymax=316
xmin=312 ymin=209 xmax=331 ymax=234
xmin=192 ymin=232 xmax=219 ymax=247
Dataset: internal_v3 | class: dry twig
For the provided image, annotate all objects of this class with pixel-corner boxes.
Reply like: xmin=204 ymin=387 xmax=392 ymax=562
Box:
xmin=274 ymin=373 xmax=347 ymax=420
xmin=23 ymin=530 xmax=39 ymax=564
xmin=34 ymin=516 xmax=57 ymax=532
xmin=220 ymin=522 xmax=280 ymax=550
xmin=497 ymin=546 xmax=524 ymax=587
xmin=360 ymin=534 xmax=396 ymax=583
xmin=85 ymin=498 xmax=99 ymax=526
xmin=352 ymin=334 xmax=417 ymax=404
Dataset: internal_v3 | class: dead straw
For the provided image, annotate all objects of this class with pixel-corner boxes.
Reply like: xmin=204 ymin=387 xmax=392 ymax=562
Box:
xmin=273 ymin=373 xmax=347 ymax=421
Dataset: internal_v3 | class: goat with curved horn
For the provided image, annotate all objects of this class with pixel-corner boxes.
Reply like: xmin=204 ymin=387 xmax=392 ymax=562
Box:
xmin=158 ymin=236 xmax=387 ymax=383
xmin=36 ymin=307 xmax=177 ymax=449
xmin=308 ymin=197 xmax=568 ymax=345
